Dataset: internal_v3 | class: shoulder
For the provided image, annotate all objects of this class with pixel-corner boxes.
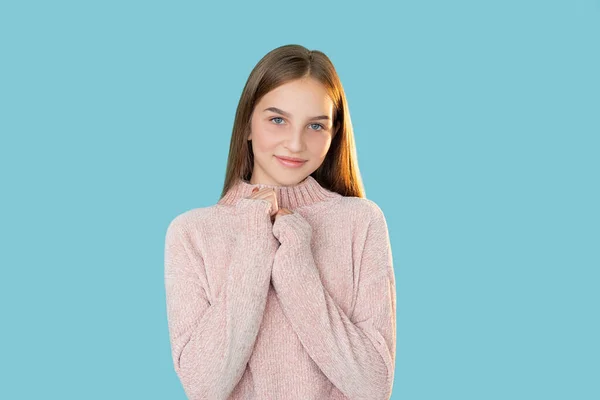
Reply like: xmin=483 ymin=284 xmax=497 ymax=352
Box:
xmin=335 ymin=196 xmax=387 ymax=223
xmin=165 ymin=205 xmax=220 ymax=237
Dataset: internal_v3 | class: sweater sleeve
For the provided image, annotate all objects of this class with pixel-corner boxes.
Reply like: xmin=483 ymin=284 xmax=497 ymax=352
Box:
xmin=270 ymin=205 xmax=396 ymax=400
xmin=164 ymin=198 xmax=277 ymax=400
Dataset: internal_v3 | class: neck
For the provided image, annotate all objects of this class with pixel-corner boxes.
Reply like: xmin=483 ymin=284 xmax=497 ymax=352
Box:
xmin=217 ymin=175 xmax=341 ymax=209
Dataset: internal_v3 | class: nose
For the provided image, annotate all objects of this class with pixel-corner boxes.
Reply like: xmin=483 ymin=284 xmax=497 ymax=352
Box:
xmin=285 ymin=128 xmax=306 ymax=152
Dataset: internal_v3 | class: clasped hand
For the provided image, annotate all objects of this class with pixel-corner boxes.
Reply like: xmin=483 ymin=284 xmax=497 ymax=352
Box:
xmin=249 ymin=187 xmax=292 ymax=223
xmin=247 ymin=187 xmax=312 ymax=244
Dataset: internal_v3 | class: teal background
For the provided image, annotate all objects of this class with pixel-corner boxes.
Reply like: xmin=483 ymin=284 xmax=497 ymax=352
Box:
xmin=1 ymin=0 xmax=598 ymax=399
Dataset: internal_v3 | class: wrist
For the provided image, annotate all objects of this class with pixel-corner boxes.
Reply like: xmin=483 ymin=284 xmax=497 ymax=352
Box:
xmin=273 ymin=212 xmax=312 ymax=245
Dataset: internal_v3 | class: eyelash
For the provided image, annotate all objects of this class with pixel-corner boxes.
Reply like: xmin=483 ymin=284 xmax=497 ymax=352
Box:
xmin=269 ymin=117 xmax=325 ymax=131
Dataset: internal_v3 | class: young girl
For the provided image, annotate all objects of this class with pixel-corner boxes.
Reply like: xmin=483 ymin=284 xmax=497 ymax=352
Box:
xmin=164 ymin=44 xmax=396 ymax=400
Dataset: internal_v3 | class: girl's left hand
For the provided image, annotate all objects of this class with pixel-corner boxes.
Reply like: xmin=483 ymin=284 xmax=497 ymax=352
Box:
xmin=272 ymin=207 xmax=293 ymax=223
xmin=272 ymin=208 xmax=312 ymax=245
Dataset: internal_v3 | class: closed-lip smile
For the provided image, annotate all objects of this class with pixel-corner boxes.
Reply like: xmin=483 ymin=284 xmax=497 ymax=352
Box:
xmin=275 ymin=155 xmax=307 ymax=162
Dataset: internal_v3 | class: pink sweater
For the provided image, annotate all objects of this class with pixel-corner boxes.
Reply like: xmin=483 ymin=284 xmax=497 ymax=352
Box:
xmin=164 ymin=175 xmax=396 ymax=399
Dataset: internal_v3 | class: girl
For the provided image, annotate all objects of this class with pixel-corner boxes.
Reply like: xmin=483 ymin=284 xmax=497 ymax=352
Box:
xmin=164 ymin=44 xmax=396 ymax=400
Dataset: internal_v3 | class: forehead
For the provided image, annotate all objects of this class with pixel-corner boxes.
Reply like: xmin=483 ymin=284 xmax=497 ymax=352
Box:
xmin=259 ymin=78 xmax=333 ymax=115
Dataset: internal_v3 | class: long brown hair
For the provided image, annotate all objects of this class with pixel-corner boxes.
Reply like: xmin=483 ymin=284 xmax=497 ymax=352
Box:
xmin=219 ymin=44 xmax=365 ymax=200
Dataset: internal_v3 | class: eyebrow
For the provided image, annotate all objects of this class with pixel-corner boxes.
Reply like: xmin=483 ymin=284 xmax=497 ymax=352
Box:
xmin=263 ymin=107 xmax=331 ymax=121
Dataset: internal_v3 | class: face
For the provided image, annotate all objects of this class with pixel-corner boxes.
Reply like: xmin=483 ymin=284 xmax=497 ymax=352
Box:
xmin=247 ymin=77 xmax=334 ymax=186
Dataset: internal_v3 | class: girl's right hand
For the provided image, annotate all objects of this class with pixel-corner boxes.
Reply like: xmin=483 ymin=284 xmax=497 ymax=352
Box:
xmin=246 ymin=187 xmax=279 ymax=221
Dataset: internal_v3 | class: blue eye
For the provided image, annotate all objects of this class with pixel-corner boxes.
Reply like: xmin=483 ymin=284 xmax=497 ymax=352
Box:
xmin=269 ymin=117 xmax=325 ymax=131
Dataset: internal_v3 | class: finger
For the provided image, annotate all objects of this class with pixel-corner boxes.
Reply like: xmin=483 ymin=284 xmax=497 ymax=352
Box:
xmin=251 ymin=187 xmax=271 ymax=197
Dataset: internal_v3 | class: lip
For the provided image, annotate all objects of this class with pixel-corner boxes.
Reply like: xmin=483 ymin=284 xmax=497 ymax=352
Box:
xmin=275 ymin=155 xmax=307 ymax=168
xmin=276 ymin=155 xmax=307 ymax=162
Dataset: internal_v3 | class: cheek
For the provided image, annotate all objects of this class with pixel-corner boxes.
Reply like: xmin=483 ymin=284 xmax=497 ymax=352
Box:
xmin=307 ymin=134 xmax=332 ymax=157
xmin=251 ymin=126 xmax=279 ymax=152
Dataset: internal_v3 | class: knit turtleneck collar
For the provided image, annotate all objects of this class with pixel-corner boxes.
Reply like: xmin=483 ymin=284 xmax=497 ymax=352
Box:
xmin=217 ymin=175 xmax=342 ymax=210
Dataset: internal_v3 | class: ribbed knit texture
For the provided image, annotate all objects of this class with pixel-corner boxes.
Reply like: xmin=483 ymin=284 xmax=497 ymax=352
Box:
xmin=164 ymin=175 xmax=397 ymax=400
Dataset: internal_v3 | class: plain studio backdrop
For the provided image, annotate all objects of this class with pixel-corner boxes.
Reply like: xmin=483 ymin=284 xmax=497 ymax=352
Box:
xmin=1 ymin=1 xmax=598 ymax=399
